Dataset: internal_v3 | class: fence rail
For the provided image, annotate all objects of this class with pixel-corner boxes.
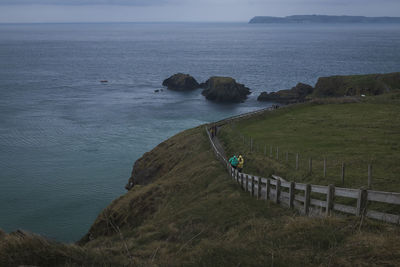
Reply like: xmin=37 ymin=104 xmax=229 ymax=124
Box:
xmin=205 ymin=126 xmax=400 ymax=225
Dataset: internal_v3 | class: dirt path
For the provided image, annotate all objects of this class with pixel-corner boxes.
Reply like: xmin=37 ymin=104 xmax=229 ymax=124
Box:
xmin=211 ymin=132 xmax=227 ymax=160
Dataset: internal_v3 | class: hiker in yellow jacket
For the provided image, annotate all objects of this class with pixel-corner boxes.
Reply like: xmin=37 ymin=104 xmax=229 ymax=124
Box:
xmin=237 ymin=155 xmax=244 ymax=172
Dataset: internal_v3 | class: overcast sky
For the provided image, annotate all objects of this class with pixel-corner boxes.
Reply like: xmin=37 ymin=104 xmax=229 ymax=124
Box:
xmin=0 ymin=0 xmax=399 ymax=23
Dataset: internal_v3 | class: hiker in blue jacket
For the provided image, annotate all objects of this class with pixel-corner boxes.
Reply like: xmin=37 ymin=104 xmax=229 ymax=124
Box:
xmin=229 ymin=155 xmax=239 ymax=169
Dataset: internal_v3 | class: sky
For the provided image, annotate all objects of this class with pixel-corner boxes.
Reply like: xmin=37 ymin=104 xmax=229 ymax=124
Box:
xmin=0 ymin=0 xmax=399 ymax=23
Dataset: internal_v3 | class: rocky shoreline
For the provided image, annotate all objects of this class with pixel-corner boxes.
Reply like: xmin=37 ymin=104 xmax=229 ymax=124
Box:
xmin=162 ymin=72 xmax=400 ymax=105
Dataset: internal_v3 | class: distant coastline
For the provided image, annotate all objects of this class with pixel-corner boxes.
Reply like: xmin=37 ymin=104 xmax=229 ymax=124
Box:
xmin=249 ymin=15 xmax=400 ymax=24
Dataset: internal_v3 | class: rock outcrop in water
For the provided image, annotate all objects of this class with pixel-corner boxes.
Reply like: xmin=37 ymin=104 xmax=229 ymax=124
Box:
xmin=162 ymin=73 xmax=200 ymax=91
xmin=201 ymin=76 xmax=251 ymax=103
xmin=257 ymin=83 xmax=313 ymax=103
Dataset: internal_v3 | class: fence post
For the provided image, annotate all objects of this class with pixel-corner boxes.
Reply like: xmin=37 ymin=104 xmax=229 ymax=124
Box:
xmin=241 ymin=173 xmax=244 ymax=190
xmin=296 ymin=153 xmax=299 ymax=170
xmin=309 ymin=158 xmax=312 ymax=174
xmin=264 ymin=144 xmax=267 ymax=157
xmin=246 ymin=175 xmax=249 ymax=192
xmin=356 ymin=188 xmax=368 ymax=217
xmin=257 ymin=177 xmax=262 ymax=200
xmin=304 ymin=184 xmax=311 ymax=215
xmin=275 ymin=179 xmax=281 ymax=204
xmin=368 ymin=164 xmax=372 ymax=189
xmin=286 ymin=152 xmax=288 ymax=163
xmin=341 ymin=163 xmax=345 ymax=185
xmin=251 ymin=176 xmax=255 ymax=196
xmin=289 ymin=182 xmax=295 ymax=209
xmin=326 ymin=184 xmax=335 ymax=216
xmin=323 ymin=157 xmax=327 ymax=178
xmin=270 ymin=145 xmax=272 ymax=158
xmin=250 ymin=138 xmax=253 ymax=152
xmin=266 ymin=179 xmax=271 ymax=200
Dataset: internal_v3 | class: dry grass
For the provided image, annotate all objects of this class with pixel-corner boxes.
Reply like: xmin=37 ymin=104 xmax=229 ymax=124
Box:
xmin=0 ymin=230 xmax=117 ymax=266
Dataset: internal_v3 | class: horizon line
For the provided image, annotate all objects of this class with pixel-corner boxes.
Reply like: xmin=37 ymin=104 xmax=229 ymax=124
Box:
xmin=0 ymin=20 xmax=249 ymax=24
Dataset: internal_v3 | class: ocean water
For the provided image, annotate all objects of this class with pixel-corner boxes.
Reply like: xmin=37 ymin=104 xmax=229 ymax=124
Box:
xmin=0 ymin=22 xmax=400 ymax=242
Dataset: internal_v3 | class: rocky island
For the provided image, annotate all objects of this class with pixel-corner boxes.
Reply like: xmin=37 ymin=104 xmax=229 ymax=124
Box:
xmin=162 ymin=73 xmax=200 ymax=91
xmin=162 ymin=74 xmax=251 ymax=103
xmin=201 ymin=76 xmax=251 ymax=103
xmin=257 ymin=83 xmax=313 ymax=103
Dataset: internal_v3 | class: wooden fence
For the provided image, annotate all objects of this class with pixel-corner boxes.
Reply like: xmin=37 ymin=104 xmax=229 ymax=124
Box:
xmin=206 ymin=126 xmax=400 ymax=225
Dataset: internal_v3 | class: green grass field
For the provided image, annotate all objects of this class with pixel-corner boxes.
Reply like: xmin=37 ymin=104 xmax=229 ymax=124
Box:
xmin=219 ymin=93 xmax=400 ymax=192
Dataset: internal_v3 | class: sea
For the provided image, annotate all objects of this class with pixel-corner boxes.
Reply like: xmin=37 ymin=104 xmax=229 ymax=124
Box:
xmin=0 ymin=22 xmax=400 ymax=242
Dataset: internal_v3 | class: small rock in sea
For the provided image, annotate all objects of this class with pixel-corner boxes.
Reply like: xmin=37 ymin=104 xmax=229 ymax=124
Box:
xmin=162 ymin=73 xmax=200 ymax=91
xmin=154 ymin=89 xmax=160 ymax=93
xmin=100 ymin=80 xmax=108 ymax=83
xmin=201 ymin=76 xmax=251 ymax=103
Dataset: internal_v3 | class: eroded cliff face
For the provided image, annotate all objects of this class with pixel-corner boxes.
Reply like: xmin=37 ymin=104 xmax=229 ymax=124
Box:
xmin=125 ymin=135 xmax=192 ymax=190
xmin=79 ymin=126 xmax=209 ymax=245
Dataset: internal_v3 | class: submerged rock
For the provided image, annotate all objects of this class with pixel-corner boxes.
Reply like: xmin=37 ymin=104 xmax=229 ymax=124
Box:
xmin=162 ymin=73 xmax=200 ymax=91
xmin=201 ymin=76 xmax=251 ymax=103
xmin=257 ymin=83 xmax=313 ymax=103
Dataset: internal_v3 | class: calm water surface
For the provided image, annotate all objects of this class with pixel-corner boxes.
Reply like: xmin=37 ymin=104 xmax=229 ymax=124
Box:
xmin=0 ymin=22 xmax=400 ymax=242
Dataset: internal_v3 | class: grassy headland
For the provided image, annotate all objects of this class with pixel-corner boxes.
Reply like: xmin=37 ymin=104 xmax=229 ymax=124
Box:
xmin=2 ymin=112 xmax=400 ymax=266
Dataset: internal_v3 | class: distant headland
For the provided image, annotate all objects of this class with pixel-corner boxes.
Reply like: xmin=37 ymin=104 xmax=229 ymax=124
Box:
xmin=249 ymin=15 xmax=400 ymax=24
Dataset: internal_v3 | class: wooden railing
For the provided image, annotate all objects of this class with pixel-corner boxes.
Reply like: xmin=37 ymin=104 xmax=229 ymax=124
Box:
xmin=206 ymin=126 xmax=400 ymax=224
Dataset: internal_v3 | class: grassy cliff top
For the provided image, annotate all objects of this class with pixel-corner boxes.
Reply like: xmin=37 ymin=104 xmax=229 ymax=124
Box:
xmin=313 ymin=72 xmax=400 ymax=97
xmin=220 ymin=92 xmax=400 ymax=192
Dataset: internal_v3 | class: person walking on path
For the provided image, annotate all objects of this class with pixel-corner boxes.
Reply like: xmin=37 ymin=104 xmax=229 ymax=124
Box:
xmin=229 ymin=155 xmax=239 ymax=169
xmin=237 ymin=155 xmax=244 ymax=172
xmin=210 ymin=127 xmax=215 ymax=138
